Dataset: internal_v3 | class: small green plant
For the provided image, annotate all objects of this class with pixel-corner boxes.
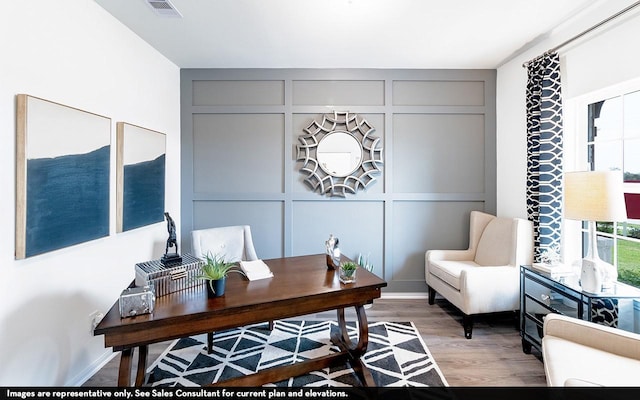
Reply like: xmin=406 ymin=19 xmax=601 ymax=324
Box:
xmin=195 ymin=252 xmax=246 ymax=293
xmin=340 ymin=261 xmax=358 ymax=277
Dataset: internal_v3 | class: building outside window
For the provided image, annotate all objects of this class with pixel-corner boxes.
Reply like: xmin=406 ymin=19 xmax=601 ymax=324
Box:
xmin=587 ymin=90 xmax=640 ymax=288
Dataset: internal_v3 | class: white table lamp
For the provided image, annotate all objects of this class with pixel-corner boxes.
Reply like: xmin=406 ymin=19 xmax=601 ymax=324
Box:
xmin=564 ymin=171 xmax=627 ymax=293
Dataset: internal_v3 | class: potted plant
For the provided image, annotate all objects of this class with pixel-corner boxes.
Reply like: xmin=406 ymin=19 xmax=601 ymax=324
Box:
xmin=195 ymin=252 xmax=246 ymax=297
xmin=339 ymin=261 xmax=358 ymax=284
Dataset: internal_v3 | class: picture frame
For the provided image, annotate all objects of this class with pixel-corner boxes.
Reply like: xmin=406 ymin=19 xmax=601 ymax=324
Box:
xmin=15 ymin=94 xmax=111 ymax=259
xmin=116 ymin=122 xmax=166 ymax=232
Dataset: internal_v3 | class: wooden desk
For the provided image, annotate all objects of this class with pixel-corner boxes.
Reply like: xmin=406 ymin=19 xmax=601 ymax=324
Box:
xmin=94 ymin=254 xmax=387 ymax=386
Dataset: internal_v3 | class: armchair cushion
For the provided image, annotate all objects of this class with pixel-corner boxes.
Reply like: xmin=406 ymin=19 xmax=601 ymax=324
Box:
xmin=428 ymin=260 xmax=477 ymax=291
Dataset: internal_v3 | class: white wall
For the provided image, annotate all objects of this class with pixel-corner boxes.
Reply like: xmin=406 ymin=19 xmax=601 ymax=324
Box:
xmin=496 ymin=0 xmax=640 ymax=222
xmin=0 ymin=0 xmax=180 ymax=385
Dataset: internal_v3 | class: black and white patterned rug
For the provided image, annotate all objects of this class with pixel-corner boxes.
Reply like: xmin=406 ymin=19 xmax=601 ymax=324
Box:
xmin=147 ymin=320 xmax=448 ymax=387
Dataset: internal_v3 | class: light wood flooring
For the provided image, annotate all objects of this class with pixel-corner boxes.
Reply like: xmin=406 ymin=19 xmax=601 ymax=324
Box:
xmin=84 ymin=297 xmax=546 ymax=387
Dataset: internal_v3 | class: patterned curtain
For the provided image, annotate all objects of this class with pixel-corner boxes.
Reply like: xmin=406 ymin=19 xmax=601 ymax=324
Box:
xmin=526 ymin=52 xmax=563 ymax=262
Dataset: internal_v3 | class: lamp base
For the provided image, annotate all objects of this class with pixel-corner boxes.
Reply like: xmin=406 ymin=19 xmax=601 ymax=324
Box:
xmin=580 ymin=257 xmax=617 ymax=293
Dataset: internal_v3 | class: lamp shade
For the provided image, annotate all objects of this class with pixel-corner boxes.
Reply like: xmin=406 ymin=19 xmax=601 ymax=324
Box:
xmin=564 ymin=170 xmax=627 ymax=222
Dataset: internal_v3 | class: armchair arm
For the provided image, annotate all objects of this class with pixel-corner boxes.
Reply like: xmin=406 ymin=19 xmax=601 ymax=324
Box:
xmin=459 ymin=265 xmax=520 ymax=314
xmin=543 ymin=313 xmax=640 ymax=361
xmin=426 ymin=249 xmax=475 ymax=262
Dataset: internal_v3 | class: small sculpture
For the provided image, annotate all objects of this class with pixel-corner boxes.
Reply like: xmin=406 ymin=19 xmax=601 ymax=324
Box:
xmin=325 ymin=234 xmax=341 ymax=270
xmin=161 ymin=212 xmax=182 ymax=266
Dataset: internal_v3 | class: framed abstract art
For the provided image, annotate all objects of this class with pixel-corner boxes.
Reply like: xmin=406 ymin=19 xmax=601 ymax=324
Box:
xmin=16 ymin=94 xmax=111 ymax=259
xmin=116 ymin=122 xmax=166 ymax=232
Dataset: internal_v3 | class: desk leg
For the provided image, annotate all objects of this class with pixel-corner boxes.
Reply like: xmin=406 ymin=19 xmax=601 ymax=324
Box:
xmin=332 ymin=305 xmax=375 ymax=386
xmin=135 ymin=345 xmax=149 ymax=386
xmin=118 ymin=348 xmax=133 ymax=387
xmin=117 ymin=345 xmax=149 ymax=387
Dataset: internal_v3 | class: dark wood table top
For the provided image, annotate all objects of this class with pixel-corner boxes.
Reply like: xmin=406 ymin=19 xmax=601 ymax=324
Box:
xmin=95 ymin=253 xmax=387 ymax=350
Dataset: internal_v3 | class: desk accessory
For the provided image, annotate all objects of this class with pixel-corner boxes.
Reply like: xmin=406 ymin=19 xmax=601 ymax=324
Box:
xmin=135 ymin=253 xmax=204 ymax=296
xmin=119 ymin=285 xmax=155 ymax=318
xmin=161 ymin=212 xmax=182 ymax=266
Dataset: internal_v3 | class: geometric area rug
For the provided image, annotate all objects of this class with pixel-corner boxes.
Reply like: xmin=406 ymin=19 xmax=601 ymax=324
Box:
xmin=147 ymin=320 xmax=448 ymax=387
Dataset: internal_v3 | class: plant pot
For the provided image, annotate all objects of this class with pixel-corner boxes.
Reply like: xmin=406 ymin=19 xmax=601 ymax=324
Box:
xmin=206 ymin=277 xmax=226 ymax=298
xmin=339 ymin=266 xmax=357 ymax=284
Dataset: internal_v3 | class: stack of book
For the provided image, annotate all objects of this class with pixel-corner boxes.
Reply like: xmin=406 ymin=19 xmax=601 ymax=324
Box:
xmin=531 ymin=262 xmax=574 ymax=279
xmin=240 ymin=260 xmax=274 ymax=281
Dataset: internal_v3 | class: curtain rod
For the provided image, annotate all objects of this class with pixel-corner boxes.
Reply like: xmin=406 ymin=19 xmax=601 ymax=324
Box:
xmin=522 ymin=0 xmax=640 ymax=67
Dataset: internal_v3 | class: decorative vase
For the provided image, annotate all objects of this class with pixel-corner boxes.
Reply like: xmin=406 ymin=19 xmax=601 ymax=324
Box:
xmin=206 ymin=277 xmax=226 ymax=298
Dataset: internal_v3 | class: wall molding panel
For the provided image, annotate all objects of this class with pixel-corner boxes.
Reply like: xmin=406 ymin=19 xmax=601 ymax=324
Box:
xmin=181 ymin=69 xmax=496 ymax=292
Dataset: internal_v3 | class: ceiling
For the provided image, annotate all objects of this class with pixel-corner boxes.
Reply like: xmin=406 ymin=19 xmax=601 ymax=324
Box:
xmin=94 ymin=0 xmax=598 ymax=69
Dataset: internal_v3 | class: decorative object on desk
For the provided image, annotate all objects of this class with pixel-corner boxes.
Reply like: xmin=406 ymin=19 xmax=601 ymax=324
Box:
xmin=564 ymin=170 xmax=627 ymax=293
xmin=146 ymin=320 xmax=448 ymax=387
xmin=239 ymin=259 xmax=273 ymax=281
xmin=15 ymin=94 xmax=110 ymax=259
xmin=195 ymin=252 xmax=246 ymax=297
xmin=118 ymin=285 xmax=155 ymax=318
xmin=161 ymin=212 xmax=182 ymax=266
xmin=116 ymin=122 xmax=166 ymax=233
xmin=296 ymin=111 xmax=383 ymax=197
xmin=339 ymin=261 xmax=358 ymax=284
xmin=540 ymin=244 xmax=561 ymax=266
xmin=135 ymin=253 xmax=204 ymax=296
xmin=531 ymin=262 xmax=573 ymax=279
xmin=357 ymin=252 xmax=374 ymax=274
xmin=325 ymin=234 xmax=341 ymax=270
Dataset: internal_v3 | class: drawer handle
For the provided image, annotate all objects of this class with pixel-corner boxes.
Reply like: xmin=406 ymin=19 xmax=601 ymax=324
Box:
xmin=541 ymin=294 xmax=550 ymax=301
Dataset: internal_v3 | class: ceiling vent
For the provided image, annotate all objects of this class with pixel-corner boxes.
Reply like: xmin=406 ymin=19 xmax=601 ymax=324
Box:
xmin=145 ymin=0 xmax=182 ymax=18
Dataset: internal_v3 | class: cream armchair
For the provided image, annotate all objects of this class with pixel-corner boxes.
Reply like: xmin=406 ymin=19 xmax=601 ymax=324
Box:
xmin=191 ymin=225 xmax=261 ymax=353
xmin=543 ymin=313 xmax=640 ymax=386
xmin=425 ymin=211 xmax=533 ymax=339
xmin=191 ymin=225 xmax=258 ymax=263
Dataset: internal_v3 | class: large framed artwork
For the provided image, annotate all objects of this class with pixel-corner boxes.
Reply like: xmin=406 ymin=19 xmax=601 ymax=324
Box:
xmin=116 ymin=122 xmax=166 ymax=232
xmin=16 ymin=94 xmax=111 ymax=259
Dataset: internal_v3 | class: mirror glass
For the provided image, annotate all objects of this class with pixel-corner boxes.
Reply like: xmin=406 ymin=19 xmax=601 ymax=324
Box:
xmin=317 ymin=131 xmax=363 ymax=177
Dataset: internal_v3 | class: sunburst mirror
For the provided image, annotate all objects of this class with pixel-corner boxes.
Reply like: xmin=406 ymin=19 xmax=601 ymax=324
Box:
xmin=296 ymin=112 xmax=383 ymax=197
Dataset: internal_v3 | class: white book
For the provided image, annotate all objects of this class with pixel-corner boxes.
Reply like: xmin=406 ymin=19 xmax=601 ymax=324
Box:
xmin=240 ymin=259 xmax=274 ymax=281
xmin=531 ymin=262 xmax=574 ymax=277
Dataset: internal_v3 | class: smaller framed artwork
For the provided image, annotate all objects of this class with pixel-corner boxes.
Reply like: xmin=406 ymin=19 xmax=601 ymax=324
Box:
xmin=116 ymin=122 xmax=166 ymax=232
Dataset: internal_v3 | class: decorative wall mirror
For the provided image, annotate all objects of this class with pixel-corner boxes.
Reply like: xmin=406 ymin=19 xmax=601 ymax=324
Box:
xmin=297 ymin=111 xmax=383 ymax=197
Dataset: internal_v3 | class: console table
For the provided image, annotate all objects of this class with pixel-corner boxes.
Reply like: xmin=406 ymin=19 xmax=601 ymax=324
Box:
xmin=94 ymin=254 xmax=387 ymax=386
xmin=520 ymin=264 xmax=640 ymax=354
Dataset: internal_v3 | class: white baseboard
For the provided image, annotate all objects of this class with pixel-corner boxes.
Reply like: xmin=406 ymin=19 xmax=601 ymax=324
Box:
xmin=66 ymin=349 xmax=115 ymax=386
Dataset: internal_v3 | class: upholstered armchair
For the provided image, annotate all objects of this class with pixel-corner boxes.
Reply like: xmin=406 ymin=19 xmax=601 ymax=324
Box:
xmin=543 ymin=313 xmax=640 ymax=386
xmin=191 ymin=225 xmax=258 ymax=263
xmin=425 ymin=211 xmax=533 ymax=339
xmin=191 ymin=225 xmax=261 ymax=352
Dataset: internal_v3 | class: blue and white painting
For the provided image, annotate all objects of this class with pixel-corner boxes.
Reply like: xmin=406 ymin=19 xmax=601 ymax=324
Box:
xmin=117 ymin=123 xmax=165 ymax=232
xmin=18 ymin=95 xmax=111 ymax=258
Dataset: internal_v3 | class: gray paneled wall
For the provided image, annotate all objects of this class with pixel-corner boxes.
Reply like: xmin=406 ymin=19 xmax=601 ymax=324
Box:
xmin=181 ymin=69 xmax=496 ymax=293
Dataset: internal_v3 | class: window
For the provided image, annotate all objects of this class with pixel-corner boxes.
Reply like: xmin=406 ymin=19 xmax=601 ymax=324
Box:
xmin=587 ymin=90 xmax=640 ymax=288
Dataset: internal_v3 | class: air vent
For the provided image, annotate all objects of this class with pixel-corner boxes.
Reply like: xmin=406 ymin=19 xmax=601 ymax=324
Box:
xmin=145 ymin=0 xmax=182 ymax=18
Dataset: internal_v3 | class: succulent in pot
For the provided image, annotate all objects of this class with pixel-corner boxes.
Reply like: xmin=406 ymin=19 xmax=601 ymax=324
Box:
xmin=339 ymin=261 xmax=358 ymax=284
xmin=195 ymin=252 xmax=246 ymax=297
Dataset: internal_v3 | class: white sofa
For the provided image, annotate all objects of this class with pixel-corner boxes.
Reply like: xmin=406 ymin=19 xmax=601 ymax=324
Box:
xmin=425 ymin=211 xmax=533 ymax=338
xmin=542 ymin=313 xmax=640 ymax=386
